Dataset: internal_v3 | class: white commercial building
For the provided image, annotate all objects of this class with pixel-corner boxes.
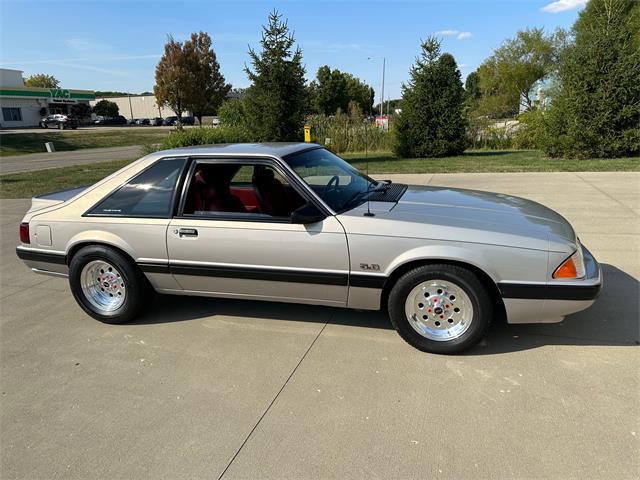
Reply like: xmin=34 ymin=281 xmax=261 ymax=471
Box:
xmin=91 ymin=95 xmax=189 ymax=120
xmin=0 ymin=68 xmax=95 ymax=128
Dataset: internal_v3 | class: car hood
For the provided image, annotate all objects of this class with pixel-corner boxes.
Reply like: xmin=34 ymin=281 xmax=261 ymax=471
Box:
xmin=340 ymin=185 xmax=576 ymax=252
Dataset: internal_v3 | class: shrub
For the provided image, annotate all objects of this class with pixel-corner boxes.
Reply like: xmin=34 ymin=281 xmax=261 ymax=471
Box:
xmin=159 ymin=126 xmax=255 ymax=150
xmin=307 ymin=113 xmax=393 ymax=153
xmin=466 ymin=117 xmax=516 ymax=149
xmin=218 ymin=98 xmax=246 ymax=127
xmin=512 ymin=109 xmax=545 ymax=149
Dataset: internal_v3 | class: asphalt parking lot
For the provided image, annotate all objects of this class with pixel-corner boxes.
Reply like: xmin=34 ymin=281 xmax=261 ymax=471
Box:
xmin=0 ymin=125 xmax=177 ymax=135
xmin=1 ymin=172 xmax=638 ymax=479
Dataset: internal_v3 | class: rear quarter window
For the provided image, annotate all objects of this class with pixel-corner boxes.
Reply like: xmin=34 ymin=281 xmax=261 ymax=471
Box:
xmin=88 ymin=158 xmax=186 ymax=217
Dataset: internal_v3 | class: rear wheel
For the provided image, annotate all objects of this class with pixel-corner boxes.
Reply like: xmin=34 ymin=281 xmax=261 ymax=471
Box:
xmin=388 ymin=264 xmax=492 ymax=354
xmin=69 ymin=245 xmax=152 ymax=324
xmin=40 ymin=122 xmax=47 ymax=129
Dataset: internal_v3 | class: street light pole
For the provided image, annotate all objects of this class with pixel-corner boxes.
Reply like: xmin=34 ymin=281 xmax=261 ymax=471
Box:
xmin=368 ymin=56 xmax=386 ymax=117
xmin=380 ymin=57 xmax=385 ymax=117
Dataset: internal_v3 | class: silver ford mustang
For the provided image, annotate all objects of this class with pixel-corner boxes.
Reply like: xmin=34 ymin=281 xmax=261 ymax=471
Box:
xmin=16 ymin=143 xmax=602 ymax=354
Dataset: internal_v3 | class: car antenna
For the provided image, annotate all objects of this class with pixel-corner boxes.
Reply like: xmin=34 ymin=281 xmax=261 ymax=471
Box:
xmin=364 ymin=120 xmax=375 ymax=217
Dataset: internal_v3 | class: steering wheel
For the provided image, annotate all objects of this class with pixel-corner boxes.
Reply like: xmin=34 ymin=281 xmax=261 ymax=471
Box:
xmin=326 ymin=175 xmax=340 ymax=192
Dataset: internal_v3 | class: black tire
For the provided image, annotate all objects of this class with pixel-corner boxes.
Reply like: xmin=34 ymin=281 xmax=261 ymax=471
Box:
xmin=69 ymin=245 xmax=153 ymax=324
xmin=387 ymin=264 xmax=492 ymax=354
xmin=40 ymin=122 xmax=47 ymax=129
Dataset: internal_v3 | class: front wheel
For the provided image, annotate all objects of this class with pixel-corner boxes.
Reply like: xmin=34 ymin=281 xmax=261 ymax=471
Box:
xmin=40 ymin=122 xmax=47 ymax=129
xmin=69 ymin=245 xmax=152 ymax=324
xmin=388 ymin=264 xmax=492 ymax=354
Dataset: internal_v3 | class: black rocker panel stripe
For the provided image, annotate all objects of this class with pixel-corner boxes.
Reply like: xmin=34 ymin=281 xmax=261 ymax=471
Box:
xmin=138 ymin=262 xmax=391 ymax=288
xmin=16 ymin=248 xmax=67 ymax=265
xmin=139 ymin=263 xmax=350 ymax=286
xmin=498 ymin=282 xmax=602 ymax=301
xmin=349 ymin=274 xmax=387 ymax=289
xmin=137 ymin=262 xmax=600 ymax=301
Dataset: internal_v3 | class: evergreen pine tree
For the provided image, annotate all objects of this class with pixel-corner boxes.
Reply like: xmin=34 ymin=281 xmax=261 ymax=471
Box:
xmin=394 ymin=37 xmax=466 ymax=157
xmin=243 ymin=10 xmax=307 ymax=141
xmin=542 ymin=0 xmax=640 ymax=158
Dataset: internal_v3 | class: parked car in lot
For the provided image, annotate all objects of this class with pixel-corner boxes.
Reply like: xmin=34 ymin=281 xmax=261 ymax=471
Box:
xmin=135 ymin=118 xmax=150 ymax=125
xmin=163 ymin=116 xmax=194 ymax=126
xmin=39 ymin=114 xmax=78 ymax=130
xmin=15 ymin=143 xmax=602 ymax=354
xmin=163 ymin=116 xmax=179 ymax=126
xmin=94 ymin=115 xmax=127 ymax=125
xmin=149 ymin=117 xmax=163 ymax=126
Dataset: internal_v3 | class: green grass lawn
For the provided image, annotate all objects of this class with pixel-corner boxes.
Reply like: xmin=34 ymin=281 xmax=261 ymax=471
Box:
xmin=0 ymin=159 xmax=135 ymax=198
xmin=0 ymin=129 xmax=170 ymax=156
xmin=0 ymin=149 xmax=637 ymax=199
xmin=342 ymin=149 xmax=640 ymax=173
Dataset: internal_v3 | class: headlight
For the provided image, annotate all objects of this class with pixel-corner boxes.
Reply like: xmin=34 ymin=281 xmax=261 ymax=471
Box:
xmin=553 ymin=239 xmax=586 ymax=279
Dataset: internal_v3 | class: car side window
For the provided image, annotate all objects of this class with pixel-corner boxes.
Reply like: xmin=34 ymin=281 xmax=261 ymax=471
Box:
xmin=88 ymin=158 xmax=186 ymax=217
xmin=182 ymin=162 xmax=306 ymax=219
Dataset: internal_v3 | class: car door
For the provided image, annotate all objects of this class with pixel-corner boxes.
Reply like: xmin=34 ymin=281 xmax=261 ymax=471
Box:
xmin=166 ymin=157 xmax=350 ymax=307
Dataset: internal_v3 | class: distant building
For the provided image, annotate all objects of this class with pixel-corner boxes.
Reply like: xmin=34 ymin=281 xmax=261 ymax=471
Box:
xmin=519 ymin=77 xmax=554 ymax=114
xmin=0 ymin=68 xmax=95 ymax=127
xmin=90 ymin=95 xmax=190 ymax=120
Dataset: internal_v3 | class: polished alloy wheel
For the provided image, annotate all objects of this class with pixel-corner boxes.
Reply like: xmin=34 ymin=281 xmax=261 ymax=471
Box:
xmin=404 ymin=279 xmax=473 ymax=341
xmin=80 ymin=260 xmax=126 ymax=312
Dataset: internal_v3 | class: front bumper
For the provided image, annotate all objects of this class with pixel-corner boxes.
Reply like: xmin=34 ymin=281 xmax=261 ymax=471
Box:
xmin=498 ymin=246 xmax=602 ymax=301
xmin=500 ymin=245 xmax=602 ymax=324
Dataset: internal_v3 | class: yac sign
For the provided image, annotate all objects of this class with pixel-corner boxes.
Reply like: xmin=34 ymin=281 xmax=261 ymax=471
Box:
xmin=49 ymin=88 xmax=71 ymax=99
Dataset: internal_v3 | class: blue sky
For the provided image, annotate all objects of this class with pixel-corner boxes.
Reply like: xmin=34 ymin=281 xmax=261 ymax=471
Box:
xmin=0 ymin=0 xmax=587 ymax=103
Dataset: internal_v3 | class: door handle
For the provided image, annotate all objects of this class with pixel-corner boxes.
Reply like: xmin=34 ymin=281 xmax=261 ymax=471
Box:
xmin=178 ymin=228 xmax=198 ymax=238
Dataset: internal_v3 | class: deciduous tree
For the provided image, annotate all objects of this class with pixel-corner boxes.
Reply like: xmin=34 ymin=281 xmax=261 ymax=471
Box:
xmin=309 ymin=66 xmax=374 ymax=116
xmin=154 ymin=36 xmax=188 ymax=122
xmin=476 ymin=28 xmax=565 ymax=117
xmin=24 ymin=73 xmax=60 ymax=88
xmin=92 ymin=100 xmax=119 ymax=117
xmin=182 ymin=32 xmax=231 ymax=125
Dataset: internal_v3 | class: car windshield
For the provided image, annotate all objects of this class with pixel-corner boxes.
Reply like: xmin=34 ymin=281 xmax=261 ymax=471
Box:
xmin=285 ymin=148 xmax=378 ymax=213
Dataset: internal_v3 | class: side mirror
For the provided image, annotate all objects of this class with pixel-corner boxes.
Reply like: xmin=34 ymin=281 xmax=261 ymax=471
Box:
xmin=291 ymin=202 xmax=326 ymax=224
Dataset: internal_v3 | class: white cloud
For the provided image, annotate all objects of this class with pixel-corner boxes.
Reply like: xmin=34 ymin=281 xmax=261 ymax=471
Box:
xmin=435 ymin=30 xmax=473 ymax=40
xmin=1 ymin=54 xmax=160 ymax=66
xmin=541 ymin=0 xmax=588 ymax=13
xmin=64 ymin=38 xmax=112 ymax=52
xmin=435 ymin=30 xmax=459 ymax=36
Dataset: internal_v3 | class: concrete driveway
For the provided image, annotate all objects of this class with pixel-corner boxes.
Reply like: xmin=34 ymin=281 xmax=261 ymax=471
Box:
xmin=1 ymin=172 xmax=638 ymax=479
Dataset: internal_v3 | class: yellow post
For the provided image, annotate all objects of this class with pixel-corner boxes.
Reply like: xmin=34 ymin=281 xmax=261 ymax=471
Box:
xmin=304 ymin=124 xmax=311 ymax=142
